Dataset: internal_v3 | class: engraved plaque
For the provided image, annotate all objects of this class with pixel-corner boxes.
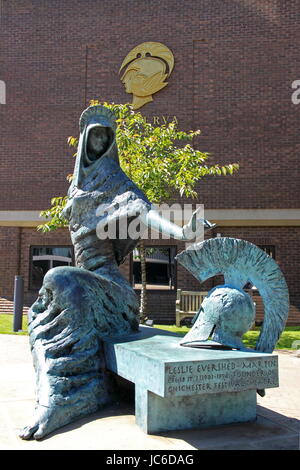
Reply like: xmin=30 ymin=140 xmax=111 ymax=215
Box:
xmin=165 ymin=356 xmax=278 ymax=397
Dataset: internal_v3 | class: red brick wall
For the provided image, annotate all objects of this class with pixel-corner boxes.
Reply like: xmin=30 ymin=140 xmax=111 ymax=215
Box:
xmin=0 ymin=1 xmax=299 ymax=324
xmin=0 ymin=1 xmax=299 ymax=210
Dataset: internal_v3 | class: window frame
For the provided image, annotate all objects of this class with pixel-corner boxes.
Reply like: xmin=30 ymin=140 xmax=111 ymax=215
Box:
xmin=29 ymin=245 xmax=75 ymax=291
xmin=257 ymin=245 xmax=276 ymax=259
xmin=130 ymin=244 xmax=177 ymax=293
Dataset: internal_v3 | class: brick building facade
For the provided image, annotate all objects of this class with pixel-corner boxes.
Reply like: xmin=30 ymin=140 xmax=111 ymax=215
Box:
xmin=0 ymin=0 xmax=299 ymax=324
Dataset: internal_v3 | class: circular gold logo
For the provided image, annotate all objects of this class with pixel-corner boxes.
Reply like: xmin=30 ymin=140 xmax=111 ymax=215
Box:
xmin=119 ymin=42 xmax=174 ymax=110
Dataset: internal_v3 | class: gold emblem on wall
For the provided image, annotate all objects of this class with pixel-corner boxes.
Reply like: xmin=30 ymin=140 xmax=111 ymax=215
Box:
xmin=119 ymin=42 xmax=174 ymax=110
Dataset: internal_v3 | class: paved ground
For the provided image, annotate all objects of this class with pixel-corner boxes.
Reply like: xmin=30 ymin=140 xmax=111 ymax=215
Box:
xmin=0 ymin=334 xmax=299 ymax=450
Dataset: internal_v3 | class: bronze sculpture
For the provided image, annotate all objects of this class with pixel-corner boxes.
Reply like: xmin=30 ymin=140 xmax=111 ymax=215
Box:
xmin=19 ymin=105 xmax=211 ymax=440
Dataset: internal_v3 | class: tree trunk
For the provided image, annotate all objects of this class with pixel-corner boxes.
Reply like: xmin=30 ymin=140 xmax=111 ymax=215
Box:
xmin=138 ymin=240 xmax=148 ymax=323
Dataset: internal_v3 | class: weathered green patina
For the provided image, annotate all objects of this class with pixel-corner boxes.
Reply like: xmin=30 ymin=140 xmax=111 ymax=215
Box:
xmin=177 ymin=237 xmax=289 ymax=353
xmin=19 ymin=106 xmax=289 ymax=440
xmin=103 ymin=326 xmax=279 ymax=433
xmin=19 ymin=105 xmax=213 ymax=440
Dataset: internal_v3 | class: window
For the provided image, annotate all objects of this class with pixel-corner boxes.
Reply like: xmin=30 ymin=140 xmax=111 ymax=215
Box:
xmin=30 ymin=246 xmax=74 ymax=290
xmin=132 ymin=246 xmax=176 ymax=290
xmin=258 ymin=245 xmax=275 ymax=259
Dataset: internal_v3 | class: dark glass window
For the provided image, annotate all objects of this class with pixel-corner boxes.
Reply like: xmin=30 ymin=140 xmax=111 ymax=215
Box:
xmin=258 ymin=245 xmax=275 ymax=259
xmin=30 ymin=246 xmax=74 ymax=290
xmin=132 ymin=246 xmax=176 ymax=290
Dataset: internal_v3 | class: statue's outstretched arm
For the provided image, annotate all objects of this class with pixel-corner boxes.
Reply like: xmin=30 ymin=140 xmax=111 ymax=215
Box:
xmin=139 ymin=207 xmax=216 ymax=241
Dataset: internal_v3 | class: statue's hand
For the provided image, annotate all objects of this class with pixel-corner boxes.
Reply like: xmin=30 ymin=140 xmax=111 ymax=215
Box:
xmin=182 ymin=208 xmax=216 ymax=241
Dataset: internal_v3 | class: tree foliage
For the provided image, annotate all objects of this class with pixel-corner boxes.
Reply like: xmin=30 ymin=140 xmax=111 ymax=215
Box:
xmin=38 ymin=100 xmax=238 ymax=231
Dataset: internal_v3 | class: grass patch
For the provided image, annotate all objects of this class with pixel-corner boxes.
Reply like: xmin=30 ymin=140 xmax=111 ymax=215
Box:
xmin=154 ymin=324 xmax=300 ymax=350
xmin=1 ymin=314 xmax=299 ymax=350
xmin=0 ymin=314 xmax=28 ymax=335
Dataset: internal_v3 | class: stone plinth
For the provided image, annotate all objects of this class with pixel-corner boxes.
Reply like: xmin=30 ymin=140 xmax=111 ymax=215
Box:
xmin=103 ymin=326 xmax=279 ymax=434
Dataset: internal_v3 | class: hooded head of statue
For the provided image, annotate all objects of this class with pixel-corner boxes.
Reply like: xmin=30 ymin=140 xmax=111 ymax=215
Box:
xmin=71 ymin=104 xmax=119 ymax=190
xmin=64 ymin=105 xmax=151 ymax=268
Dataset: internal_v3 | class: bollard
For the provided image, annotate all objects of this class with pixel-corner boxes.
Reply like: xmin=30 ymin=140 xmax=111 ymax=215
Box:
xmin=13 ymin=275 xmax=24 ymax=332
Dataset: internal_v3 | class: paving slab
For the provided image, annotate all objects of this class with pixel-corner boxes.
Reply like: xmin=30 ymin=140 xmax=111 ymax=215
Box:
xmin=0 ymin=334 xmax=299 ymax=450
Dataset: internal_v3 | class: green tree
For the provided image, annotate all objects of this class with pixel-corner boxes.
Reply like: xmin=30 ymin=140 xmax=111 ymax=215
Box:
xmin=38 ymin=101 xmax=239 ymax=321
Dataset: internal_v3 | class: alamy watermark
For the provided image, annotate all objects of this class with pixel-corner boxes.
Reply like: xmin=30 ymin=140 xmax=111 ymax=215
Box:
xmin=95 ymin=203 xmax=206 ymax=249
xmin=0 ymin=1 xmax=6 ymax=102
xmin=291 ymin=80 xmax=300 ymax=104
xmin=291 ymin=340 xmax=300 ymax=350
xmin=0 ymin=80 xmax=5 ymax=104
